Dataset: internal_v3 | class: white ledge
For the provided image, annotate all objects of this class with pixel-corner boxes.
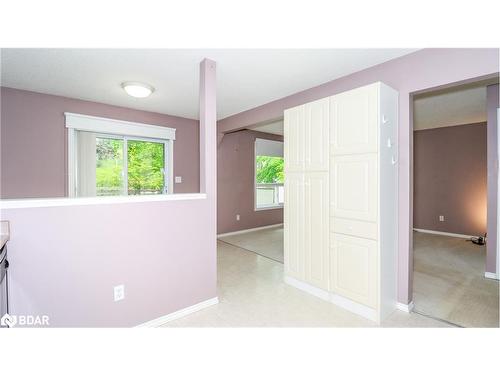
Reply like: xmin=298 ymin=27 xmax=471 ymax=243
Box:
xmin=0 ymin=193 xmax=207 ymax=209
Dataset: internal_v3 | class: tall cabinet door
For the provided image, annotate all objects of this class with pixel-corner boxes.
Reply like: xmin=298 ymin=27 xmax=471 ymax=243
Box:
xmin=305 ymin=98 xmax=329 ymax=171
xmin=304 ymin=173 xmax=329 ymax=289
xmin=284 ymin=173 xmax=305 ymax=280
xmin=284 ymin=105 xmax=306 ymax=172
xmin=330 ymin=84 xmax=378 ymax=155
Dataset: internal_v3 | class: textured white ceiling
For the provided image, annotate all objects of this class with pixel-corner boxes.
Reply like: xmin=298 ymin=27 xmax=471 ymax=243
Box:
xmin=1 ymin=48 xmax=417 ymax=120
xmin=249 ymin=120 xmax=284 ymax=136
xmin=414 ymin=86 xmax=487 ymax=130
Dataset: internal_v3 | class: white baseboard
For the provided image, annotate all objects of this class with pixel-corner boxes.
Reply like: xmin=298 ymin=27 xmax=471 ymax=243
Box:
xmin=284 ymin=275 xmax=330 ymax=301
xmin=284 ymin=276 xmax=379 ymax=322
xmin=136 ymin=297 xmax=219 ymax=327
xmin=485 ymin=272 xmax=499 ymax=280
xmin=396 ymin=301 xmax=415 ymax=313
xmin=413 ymin=228 xmax=473 ymax=239
xmin=330 ymin=292 xmax=378 ymax=322
xmin=218 ymin=223 xmax=283 ymax=238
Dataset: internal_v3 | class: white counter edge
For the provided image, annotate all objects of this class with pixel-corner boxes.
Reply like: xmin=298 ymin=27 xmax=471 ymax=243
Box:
xmin=0 ymin=193 xmax=207 ymax=209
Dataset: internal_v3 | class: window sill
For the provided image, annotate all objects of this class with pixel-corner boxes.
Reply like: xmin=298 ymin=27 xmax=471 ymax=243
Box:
xmin=0 ymin=193 xmax=207 ymax=209
xmin=255 ymin=205 xmax=284 ymax=212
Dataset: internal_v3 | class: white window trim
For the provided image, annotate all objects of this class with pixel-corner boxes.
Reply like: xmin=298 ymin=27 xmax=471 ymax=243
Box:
xmin=66 ymin=113 xmax=175 ymax=198
xmin=254 ymin=139 xmax=284 ymax=211
xmin=65 ymin=112 xmax=176 ymax=139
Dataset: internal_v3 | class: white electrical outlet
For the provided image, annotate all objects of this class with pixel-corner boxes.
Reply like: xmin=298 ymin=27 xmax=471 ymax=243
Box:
xmin=175 ymin=176 xmax=182 ymax=183
xmin=114 ymin=285 xmax=125 ymax=302
xmin=236 ymin=214 xmax=240 ymax=221
xmin=439 ymin=215 xmax=445 ymax=222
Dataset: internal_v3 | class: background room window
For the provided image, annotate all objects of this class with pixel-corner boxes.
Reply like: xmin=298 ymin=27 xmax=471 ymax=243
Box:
xmin=255 ymin=138 xmax=284 ymax=210
xmin=66 ymin=113 xmax=175 ymax=198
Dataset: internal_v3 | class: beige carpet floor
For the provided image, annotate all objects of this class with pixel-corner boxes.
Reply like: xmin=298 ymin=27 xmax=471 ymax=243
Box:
xmin=218 ymin=225 xmax=284 ymax=263
xmin=413 ymin=231 xmax=499 ymax=327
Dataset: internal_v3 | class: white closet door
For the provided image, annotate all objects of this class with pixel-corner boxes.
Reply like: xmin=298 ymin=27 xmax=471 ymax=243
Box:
xmin=304 ymin=173 xmax=329 ymax=289
xmin=330 ymin=84 xmax=378 ymax=155
xmin=284 ymin=172 xmax=305 ymax=280
xmin=330 ymin=234 xmax=378 ymax=308
xmin=284 ymin=105 xmax=306 ymax=172
xmin=305 ymin=98 xmax=329 ymax=171
xmin=331 ymin=153 xmax=378 ymax=222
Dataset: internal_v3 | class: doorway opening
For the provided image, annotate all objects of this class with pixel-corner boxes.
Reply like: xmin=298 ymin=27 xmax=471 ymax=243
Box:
xmin=411 ymin=80 xmax=499 ymax=327
xmin=217 ymin=120 xmax=285 ymax=263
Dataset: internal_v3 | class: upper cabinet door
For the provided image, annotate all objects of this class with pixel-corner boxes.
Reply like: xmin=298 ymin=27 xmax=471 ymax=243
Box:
xmin=330 ymin=84 xmax=379 ymax=155
xmin=305 ymin=98 xmax=329 ymax=171
xmin=284 ymin=105 xmax=306 ymax=172
xmin=331 ymin=153 xmax=378 ymax=222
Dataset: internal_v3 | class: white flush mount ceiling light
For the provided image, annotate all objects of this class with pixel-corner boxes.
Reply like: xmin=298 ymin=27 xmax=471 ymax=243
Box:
xmin=121 ymin=82 xmax=155 ymax=98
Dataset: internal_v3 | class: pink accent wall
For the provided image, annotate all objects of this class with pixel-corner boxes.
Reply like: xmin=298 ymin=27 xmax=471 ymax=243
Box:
xmin=0 ymin=59 xmax=217 ymax=327
xmin=217 ymin=130 xmax=283 ymax=234
xmin=218 ymin=48 xmax=499 ymax=303
xmin=414 ymin=123 xmax=487 ymax=236
xmin=486 ymin=84 xmax=499 ymax=273
xmin=0 ymin=87 xmax=200 ymax=198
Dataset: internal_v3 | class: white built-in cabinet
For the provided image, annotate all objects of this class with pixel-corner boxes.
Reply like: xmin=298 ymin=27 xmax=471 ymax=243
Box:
xmin=284 ymin=82 xmax=398 ymax=323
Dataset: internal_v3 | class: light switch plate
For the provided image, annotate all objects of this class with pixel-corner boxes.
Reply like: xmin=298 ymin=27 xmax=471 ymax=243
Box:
xmin=175 ymin=176 xmax=182 ymax=183
xmin=439 ymin=215 xmax=445 ymax=222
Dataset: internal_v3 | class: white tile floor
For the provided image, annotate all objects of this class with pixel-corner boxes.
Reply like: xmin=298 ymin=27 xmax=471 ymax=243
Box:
xmin=161 ymin=240 xmax=452 ymax=327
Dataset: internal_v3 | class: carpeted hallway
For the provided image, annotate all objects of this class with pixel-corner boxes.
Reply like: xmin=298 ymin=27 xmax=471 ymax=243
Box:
xmin=413 ymin=231 xmax=499 ymax=327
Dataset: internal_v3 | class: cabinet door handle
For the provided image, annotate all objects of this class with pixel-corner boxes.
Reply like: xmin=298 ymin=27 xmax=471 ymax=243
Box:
xmin=391 ymin=156 xmax=397 ymax=165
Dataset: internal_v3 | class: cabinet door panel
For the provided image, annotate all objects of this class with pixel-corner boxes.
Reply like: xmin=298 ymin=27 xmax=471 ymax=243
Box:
xmin=284 ymin=173 xmax=305 ymax=280
xmin=284 ymin=105 xmax=306 ymax=172
xmin=330 ymin=84 xmax=378 ymax=155
xmin=305 ymin=98 xmax=329 ymax=171
xmin=331 ymin=153 xmax=377 ymax=222
xmin=330 ymin=234 xmax=378 ymax=308
xmin=304 ymin=173 xmax=329 ymax=289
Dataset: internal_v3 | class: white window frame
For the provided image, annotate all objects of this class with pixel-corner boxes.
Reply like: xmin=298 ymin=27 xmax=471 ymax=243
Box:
xmin=66 ymin=113 xmax=175 ymax=198
xmin=254 ymin=138 xmax=284 ymax=211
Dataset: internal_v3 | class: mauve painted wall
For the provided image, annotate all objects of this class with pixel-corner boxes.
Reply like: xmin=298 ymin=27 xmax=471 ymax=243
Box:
xmin=486 ymin=84 xmax=499 ymax=273
xmin=414 ymin=123 xmax=487 ymax=236
xmin=218 ymin=48 xmax=499 ymax=303
xmin=217 ymin=130 xmax=283 ymax=234
xmin=0 ymin=59 xmax=217 ymax=327
xmin=0 ymin=87 xmax=200 ymax=198
xmin=1 ymin=199 xmax=216 ymax=327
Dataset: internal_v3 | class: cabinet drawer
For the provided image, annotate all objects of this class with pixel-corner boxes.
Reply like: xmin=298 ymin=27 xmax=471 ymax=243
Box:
xmin=331 ymin=217 xmax=378 ymax=240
